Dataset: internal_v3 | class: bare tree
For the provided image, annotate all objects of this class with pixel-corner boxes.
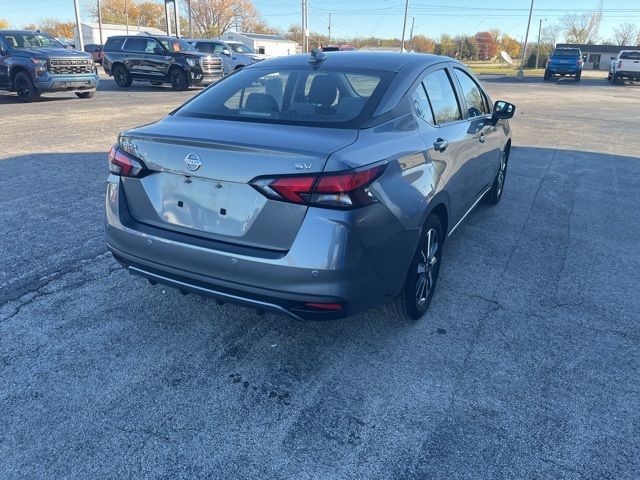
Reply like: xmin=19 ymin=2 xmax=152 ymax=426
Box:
xmin=541 ymin=23 xmax=562 ymax=48
xmin=612 ymin=23 xmax=638 ymax=46
xmin=562 ymin=13 xmax=601 ymax=44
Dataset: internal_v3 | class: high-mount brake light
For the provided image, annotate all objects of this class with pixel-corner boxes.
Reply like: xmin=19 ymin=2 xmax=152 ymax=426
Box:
xmin=251 ymin=163 xmax=386 ymax=210
xmin=108 ymin=144 xmax=149 ymax=178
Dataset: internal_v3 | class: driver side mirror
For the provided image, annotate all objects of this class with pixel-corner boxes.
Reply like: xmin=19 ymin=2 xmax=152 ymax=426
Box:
xmin=222 ymin=48 xmax=231 ymax=56
xmin=491 ymin=100 xmax=515 ymax=124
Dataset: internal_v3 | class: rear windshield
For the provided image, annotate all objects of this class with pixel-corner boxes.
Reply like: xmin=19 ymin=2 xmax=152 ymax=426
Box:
xmin=620 ymin=51 xmax=640 ymax=60
xmin=175 ymin=66 xmax=392 ymax=128
xmin=553 ymin=48 xmax=581 ymax=57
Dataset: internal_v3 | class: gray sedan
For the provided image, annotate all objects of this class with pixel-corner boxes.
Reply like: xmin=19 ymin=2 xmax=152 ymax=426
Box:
xmin=105 ymin=50 xmax=515 ymax=321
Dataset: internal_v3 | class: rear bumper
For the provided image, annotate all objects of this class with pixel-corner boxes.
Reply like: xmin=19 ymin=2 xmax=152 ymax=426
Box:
xmin=105 ymin=179 xmax=419 ymax=320
xmin=35 ymin=73 xmax=99 ymax=92
xmin=546 ymin=66 xmax=581 ymax=74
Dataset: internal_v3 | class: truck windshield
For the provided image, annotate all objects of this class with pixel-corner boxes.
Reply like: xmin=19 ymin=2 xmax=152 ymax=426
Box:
xmin=553 ymin=49 xmax=581 ymax=57
xmin=175 ymin=65 xmax=391 ymax=128
xmin=229 ymin=43 xmax=255 ymax=54
xmin=2 ymin=31 xmax=64 ymax=49
xmin=160 ymin=38 xmax=198 ymax=53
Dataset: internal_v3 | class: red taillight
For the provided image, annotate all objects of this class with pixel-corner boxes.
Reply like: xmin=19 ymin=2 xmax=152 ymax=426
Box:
xmin=251 ymin=163 xmax=386 ymax=209
xmin=108 ymin=144 xmax=149 ymax=178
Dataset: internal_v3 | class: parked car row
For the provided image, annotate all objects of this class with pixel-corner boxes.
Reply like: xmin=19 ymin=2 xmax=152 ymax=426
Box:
xmin=607 ymin=50 xmax=640 ymax=84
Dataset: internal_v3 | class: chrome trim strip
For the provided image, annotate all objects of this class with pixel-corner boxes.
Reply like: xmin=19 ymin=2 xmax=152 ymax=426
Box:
xmin=127 ymin=266 xmax=305 ymax=321
xmin=448 ymin=186 xmax=491 ymax=237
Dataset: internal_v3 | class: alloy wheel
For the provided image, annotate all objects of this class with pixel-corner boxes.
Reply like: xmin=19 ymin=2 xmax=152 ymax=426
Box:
xmin=416 ymin=228 xmax=439 ymax=306
xmin=15 ymin=76 xmax=30 ymax=99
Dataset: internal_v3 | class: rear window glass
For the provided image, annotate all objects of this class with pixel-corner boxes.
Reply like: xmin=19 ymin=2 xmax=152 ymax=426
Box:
xmin=553 ymin=49 xmax=581 ymax=57
xmin=175 ymin=66 xmax=391 ymax=128
xmin=620 ymin=51 xmax=640 ymax=60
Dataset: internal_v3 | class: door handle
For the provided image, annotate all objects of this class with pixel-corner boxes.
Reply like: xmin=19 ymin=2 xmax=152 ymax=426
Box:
xmin=479 ymin=133 xmax=486 ymax=143
xmin=433 ymin=138 xmax=448 ymax=152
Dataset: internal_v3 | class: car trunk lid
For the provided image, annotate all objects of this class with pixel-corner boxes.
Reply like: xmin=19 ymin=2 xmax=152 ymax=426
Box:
xmin=119 ymin=116 xmax=358 ymax=251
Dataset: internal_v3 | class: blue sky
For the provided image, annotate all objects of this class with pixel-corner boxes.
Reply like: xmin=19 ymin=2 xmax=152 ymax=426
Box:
xmin=2 ymin=0 xmax=639 ymax=41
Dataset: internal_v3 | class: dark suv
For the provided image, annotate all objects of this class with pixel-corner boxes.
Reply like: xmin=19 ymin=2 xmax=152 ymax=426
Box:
xmin=0 ymin=30 xmax=98 ymax=102
xmin=103 ymin=35 xmax=223 ymax=90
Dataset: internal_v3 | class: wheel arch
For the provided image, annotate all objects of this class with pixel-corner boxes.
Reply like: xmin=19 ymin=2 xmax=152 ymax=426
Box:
xmin=10 ymin=65 xmax=30 ymax=84
xmin=425 ymin=191 xmax=450 ymax=237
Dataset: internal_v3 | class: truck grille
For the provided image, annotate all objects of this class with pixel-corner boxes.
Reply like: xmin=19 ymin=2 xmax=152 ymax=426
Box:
xmin=48 ymin=59 xmax=94 ymax=75
xmin=201 ymin=57 xmax=223 ymax=75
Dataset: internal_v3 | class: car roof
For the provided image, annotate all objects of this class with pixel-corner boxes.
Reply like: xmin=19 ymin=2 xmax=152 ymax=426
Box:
xmin=1 ymin=30 xmax=39 ymax=35
xmin=261 ymin=51 xmax=451 ymax=73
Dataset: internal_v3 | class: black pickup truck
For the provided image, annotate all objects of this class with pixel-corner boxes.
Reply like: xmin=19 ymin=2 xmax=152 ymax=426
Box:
xmin=0 ymin=30 xmax=99 ymax=102
xmin=103 ymin=35 xmax=223 ymax=90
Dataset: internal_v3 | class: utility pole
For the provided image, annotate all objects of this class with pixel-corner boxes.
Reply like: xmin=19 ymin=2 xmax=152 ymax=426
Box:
xmin=301 ymin=0 xmax=309 ymax=53
xmin=400 ymin=0 xmax=409 ymax=52
xmin=97 ymin=0 xmax=104 ymax=45
xmin=173 ymin=0 xmax=181 ymax=37
xmin=517 ymin=0 xmax=534 ymax=79
xmin=73 ymin=0 xmax=84 ymax=51
xmin=125 ymin=0 xmax=129 ymax=35
xmin=187 ymin=0 xmax=192 ymax=38
xmin=535 ymin=18 xmax=545 ymax=69
xmin=409 ymin=16 xmax=415 ymax=52
xmin=164 ymin=0 xmax=172 ymax=36
xmin=328 ymin=13 xmax=331 ymax=43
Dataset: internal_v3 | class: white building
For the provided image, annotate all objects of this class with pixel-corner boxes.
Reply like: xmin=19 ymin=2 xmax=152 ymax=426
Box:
xmin=74 ymin=22 xmax=167 ymax=46
xmin=220 ymin=32 xmax=298 ymax=57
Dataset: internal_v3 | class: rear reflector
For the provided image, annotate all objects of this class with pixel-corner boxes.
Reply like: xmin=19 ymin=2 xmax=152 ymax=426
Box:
xmin=304 ymin=302 xmax=343 ymax=311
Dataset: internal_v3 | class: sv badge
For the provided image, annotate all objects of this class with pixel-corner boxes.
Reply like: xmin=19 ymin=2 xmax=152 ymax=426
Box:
xmin=294 ymin=163 xmax=313 ymax=170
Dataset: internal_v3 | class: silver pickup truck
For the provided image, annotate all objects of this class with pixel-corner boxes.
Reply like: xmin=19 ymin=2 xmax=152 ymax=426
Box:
xmin=187 ymin=39 xmax=269 ymax=75
xmin=608 ymin=50 xmax=640 ymax=84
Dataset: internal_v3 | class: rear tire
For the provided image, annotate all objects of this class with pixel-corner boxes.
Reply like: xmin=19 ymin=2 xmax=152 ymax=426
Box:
xmin=113 ymin=64 xmax=132 ymax=88
xmin=386 ymin=214 xmax=443 ymax=321
xmin=169 ymin=68 xmax=189 ymax=91
xmin=75 ymin=91 xmax=95 ymax=98
xmin=486 ymin=146 xmax=509 ymax=205
xmin=14 ymin=71 xmax=41 ymax=102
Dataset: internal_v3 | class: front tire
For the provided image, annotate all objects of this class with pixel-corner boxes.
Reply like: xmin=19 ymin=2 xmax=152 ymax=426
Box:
xmin=386 ymin=214 xmax=443 ymax=321
xmin=113 ymin=64 xmax=132 ymax=88
xmin=75 ymin=91 xmax=95 ymax=98
xmin=169 ymin=68 xmax=189 ymax=91
xmin=486 ymin=147 xmax=509 ymax=204
xmin=14 ymin=71 xmax=41 ymax=102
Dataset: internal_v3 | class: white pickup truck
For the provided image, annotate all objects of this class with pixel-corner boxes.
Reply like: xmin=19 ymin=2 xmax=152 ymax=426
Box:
xmin=608 ymin=50 xmax=640 ymax=84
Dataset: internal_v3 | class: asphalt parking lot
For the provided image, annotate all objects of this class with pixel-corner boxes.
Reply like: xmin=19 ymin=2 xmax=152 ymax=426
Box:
xmin=1 ymin=72 xmax=640 ymax=479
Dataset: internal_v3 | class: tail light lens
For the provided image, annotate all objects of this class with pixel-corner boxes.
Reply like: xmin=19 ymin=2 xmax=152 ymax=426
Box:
xmin=108 ymin=144 xmax=149 ymax=178
xmin=251 ymin=163 xmax=386 ymax=209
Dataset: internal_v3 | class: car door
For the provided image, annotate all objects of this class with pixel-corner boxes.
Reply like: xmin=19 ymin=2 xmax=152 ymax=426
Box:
xmin=122 ymin=38 xmax=146 ymax=78
xmin=451 ymin=66 xmax=501 ymax=191
xmin=414 ymin=66 xmax=481 ymax=226
xmin=142 ymin=39 xmax=169 ymax=80
xmin=0 ymin=37 xmax=10 ymax=87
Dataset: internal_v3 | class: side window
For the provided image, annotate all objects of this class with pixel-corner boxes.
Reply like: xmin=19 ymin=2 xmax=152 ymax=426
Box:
xmin=144 ymin=39 xmax=162 ymax=54
xmin=422 ymin=69 xmax=462 ymax=125
xmin=453 ymin=68 xmax=489 ymax=117
xmin=411 ymin=83 xmax=434 ymax=124
xmin=104 ymin=37 xmax=125 ymax=52
xmin=0 ymin=37 xmax=8 ymax=53
xmin=123 ymin=38 xmax=147 ymax=53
